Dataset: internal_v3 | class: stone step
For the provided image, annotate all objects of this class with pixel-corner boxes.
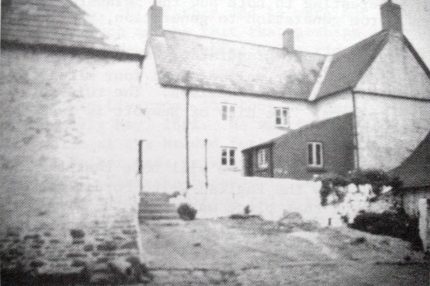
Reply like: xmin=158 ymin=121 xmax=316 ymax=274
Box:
xmin=140 ymin=200 xmax=171 ymax=206
xmin=139 ymin=213 xmax=180 ymax=220
xmin=140 ymin=193 xmax=171 ymax=199
xmin=139 ymin=206 xmax=178 ymax=214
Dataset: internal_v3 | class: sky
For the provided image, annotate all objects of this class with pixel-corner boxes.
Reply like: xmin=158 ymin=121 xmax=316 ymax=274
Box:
xmin=73 ymin=0 xmax=430 ymax=65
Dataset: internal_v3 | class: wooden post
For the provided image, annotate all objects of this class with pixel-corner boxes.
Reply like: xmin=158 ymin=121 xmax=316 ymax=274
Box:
xmin=418 ymin=198 xmax=429 ymax=252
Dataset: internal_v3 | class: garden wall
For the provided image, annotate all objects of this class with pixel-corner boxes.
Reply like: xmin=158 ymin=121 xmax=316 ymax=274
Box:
xmin=172 ymin=177 xmax=322 ymax=223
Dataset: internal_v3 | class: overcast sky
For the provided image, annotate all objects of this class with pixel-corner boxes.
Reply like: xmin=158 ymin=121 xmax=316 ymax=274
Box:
xmin=74 ymin=0 xmax=430 ymax=64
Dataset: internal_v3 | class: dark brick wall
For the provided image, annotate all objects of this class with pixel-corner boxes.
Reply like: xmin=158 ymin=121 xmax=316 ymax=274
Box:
xmin=269 ymin=113 xmax=355 ymax=180
xmin=245 ymin=145 xmax=273 ymax=178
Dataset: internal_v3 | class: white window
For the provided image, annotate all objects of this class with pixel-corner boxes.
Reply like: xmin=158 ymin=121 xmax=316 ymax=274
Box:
xmin=221 ymin=147 xmax=236 ymax=166
xmin=307 ymin=142 xmax=323 ymax=168
xmin=221 ymin=103 xmax=235 ymax=121
xmin=257 ymin=149 xmax=268 ymax=169
xmin=275 ymin=107 xmax=289 ymax=127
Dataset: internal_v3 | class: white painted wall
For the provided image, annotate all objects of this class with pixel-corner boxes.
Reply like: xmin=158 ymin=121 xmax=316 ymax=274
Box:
xmin=402 ymin=189 xmax=430 ymax=217
xmin=186 ymin=90 xmax=314 ymax=191
xmin=355 ymin=93 xmax=430 ymax=170
xmin=141 ymin=47 xmax=187 ymax=193
xmin=313 ymin=90 xmax=354 ymax=121
xmin=356 ymin=31 xmax=430 ymax=99
xmin=171 ymin=176 xmax=322 ymax=222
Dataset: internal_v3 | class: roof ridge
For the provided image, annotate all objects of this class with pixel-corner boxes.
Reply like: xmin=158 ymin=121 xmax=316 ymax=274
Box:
xmin=163 ymin=30 xmax=327 ymax=56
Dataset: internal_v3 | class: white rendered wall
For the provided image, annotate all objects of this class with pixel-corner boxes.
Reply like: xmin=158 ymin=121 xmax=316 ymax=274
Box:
xmin=356 ymin=31 xmax=430 ymax=99
xmin=187 ymin=90 xmax=314 ymax=190
xmin=354 ymin=32 xmax=430 ymax=170
xmin=140 ymin=47 xmax=187 ymax=193
xmin=313 ymin=90 xmax=354 ymax=121
xmin=355 ymin=93 xmax=430 ymax=170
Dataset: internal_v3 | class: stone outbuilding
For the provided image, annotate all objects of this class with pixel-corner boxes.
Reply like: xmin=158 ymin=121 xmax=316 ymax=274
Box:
xmin=1 ymin=0 xmax=146 ymax=280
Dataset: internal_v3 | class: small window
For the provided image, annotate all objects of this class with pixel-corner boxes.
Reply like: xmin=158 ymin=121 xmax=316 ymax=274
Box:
xmin=307 ymin=142 xmax=323 ymax=168
xmin=221 ymin=147 xmax=237 ymax=166
xmin=257 ymin=149 xmax=268 ymax=169
xmin=275 ymin=107 xmax=289 ymax=127
xmin=221 ymin=103 xmax=235 ymax=121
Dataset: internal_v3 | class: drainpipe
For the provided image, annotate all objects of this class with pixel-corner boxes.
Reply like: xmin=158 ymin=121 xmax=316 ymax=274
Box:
xmin=204 ymin=138 xmax=209 ymax=189
xmin=185 ymin=89 xmax=192 ymax=190
xmin=351 ymin=90 xmax=360 ymax=170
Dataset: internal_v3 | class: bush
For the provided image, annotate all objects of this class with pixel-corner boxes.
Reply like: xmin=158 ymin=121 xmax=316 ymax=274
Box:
xmin=350 ymin=211 xmax=422 ymax=250
xmin=319 ymin=173 xmax=349 ymax=206
xmin=177 ymin=203 xmax=197 ymax=221
xmin=349 ymin=169 xmax=391 ymax=196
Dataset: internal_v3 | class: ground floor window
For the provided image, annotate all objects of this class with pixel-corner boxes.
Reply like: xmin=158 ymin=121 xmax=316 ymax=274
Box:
xmin=221 ymin=147 xmax=236 ymax=166
xmin=307 ymin=142 xmax=323 ymax=167
xmin=257 ymin=148 xmax=268 ymax=169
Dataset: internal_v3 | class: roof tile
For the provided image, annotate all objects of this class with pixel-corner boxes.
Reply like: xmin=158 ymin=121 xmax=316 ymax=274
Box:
xmin=1 ymin=0 xmax=119 ymax=52
xmin=150 ymin=31 xmax=326 ymax=99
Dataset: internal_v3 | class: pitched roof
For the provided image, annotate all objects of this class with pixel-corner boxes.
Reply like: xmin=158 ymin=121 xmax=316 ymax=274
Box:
xmin=243 ymin=113 xmax=353 ymax=151
xmin=314 ymin=30 xmax=390 ymax=99
xmin=149 ymin=31 xmax=326 ymax=100
xmin=391 ymin=132 xmax=430 ymax=188
xmin=1 ymin=0 xmax=120 ymax=52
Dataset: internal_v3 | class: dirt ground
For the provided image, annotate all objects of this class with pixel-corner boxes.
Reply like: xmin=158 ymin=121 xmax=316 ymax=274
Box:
xmin=140 ymin=218 xmax=429 ymax=285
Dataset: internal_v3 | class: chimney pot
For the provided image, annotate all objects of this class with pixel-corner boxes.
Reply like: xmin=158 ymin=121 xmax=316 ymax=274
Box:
xmin=282 ymin=28 xmax=294 ymax=52
xmin=381 ymin=0 xmax=402 ymax=33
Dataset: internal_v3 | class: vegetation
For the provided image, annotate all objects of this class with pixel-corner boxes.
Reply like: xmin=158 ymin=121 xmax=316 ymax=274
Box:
xmin=177 ymin=203 xmax=197 ymax=220
xmin=318 ymin=169 xmax=403 ymax=206
xmin=350 ymin=210 xmax=422 ymax=251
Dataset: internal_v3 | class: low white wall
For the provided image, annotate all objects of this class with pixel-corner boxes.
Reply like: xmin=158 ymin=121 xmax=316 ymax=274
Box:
xmin=172 ymin=177 xmax=322 ymax=222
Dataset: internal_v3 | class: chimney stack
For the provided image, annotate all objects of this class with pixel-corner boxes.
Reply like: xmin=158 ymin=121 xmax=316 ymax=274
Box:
xmin=148 ymin=0 xmax=163 ymax=36
xmin=282 ymin=28 xmax=295 ymax=52
xmin=380 ymin=0 xmax=402 ymax=33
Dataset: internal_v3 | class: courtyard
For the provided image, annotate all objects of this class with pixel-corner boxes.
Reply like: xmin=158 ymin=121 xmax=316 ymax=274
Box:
xmin=140 ymin=218 xmax=429 ymax=285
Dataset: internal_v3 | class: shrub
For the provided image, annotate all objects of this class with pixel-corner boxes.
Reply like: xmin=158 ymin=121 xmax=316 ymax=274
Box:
xmin=177 ymin=203 xmax=197 ymax=221
xmin=350 ymin=211 xmax=422 ymax=250
xmin=349 ymin=169 xmax=391 ymax=196
xmin=319 ymin=173 xmax=349 ymax=206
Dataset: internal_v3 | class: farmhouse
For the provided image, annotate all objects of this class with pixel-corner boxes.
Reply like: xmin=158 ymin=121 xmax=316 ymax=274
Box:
xmin=0 ymin=0 xmax=429 ymax=277
xmin=142 ymin=0 xmax=430 ymax=192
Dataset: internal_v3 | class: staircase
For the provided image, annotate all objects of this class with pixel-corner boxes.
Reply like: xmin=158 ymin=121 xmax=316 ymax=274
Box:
xmin=139 ymin=192 xmax=180 ymax=222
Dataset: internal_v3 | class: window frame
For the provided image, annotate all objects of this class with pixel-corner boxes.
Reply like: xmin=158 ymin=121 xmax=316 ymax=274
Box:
xmin=221 ymin=146 xmax=237 ymax=167
xmin=221 ymin=103 xmax=236 ymax=122
xmin=307 ymin=142 xmax=323 ymax=168
xmin=274 ymin=107 xmax=289 ymax=127
xmin=257 ymin=148 xmax=269 ymax=169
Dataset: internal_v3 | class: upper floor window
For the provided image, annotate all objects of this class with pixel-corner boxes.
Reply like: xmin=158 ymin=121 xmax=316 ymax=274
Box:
xmin=275 ymin=107 xmax=289 ymax=127
xmin=221 ymin=147 xmax=236 ymax=166
xmin=307 ymin=142 xmax=323 ymax=168
xmin=222 ymin=103 xmax=235 ymax=121
xmin=257 ymin=148 xmax=268 ymax=169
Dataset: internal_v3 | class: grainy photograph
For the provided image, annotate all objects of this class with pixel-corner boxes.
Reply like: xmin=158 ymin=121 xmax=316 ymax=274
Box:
xmin=1 ymin=0 xmax=430 ymax=285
